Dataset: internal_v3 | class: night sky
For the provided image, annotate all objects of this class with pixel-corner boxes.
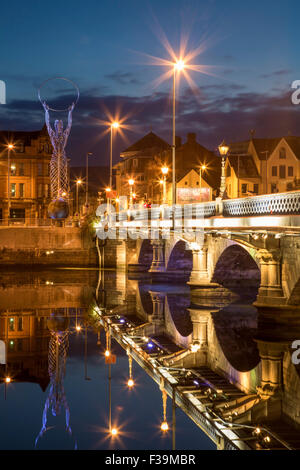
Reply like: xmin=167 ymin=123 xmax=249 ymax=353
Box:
xmin=1 ymin=0 xmax=300 ymax=166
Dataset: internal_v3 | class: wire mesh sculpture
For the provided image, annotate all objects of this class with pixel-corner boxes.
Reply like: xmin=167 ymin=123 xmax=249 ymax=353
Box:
xmin=38 ymin=77 xmax=79 ymax=220
xmin=42 ymin=102 xmax=73 ymax=202
xmin=35 ymin=315 xmax=77 ymax=449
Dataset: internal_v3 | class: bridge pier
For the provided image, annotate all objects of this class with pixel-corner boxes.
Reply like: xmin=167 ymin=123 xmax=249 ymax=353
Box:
xmin=255 ymin=339 xmax=286 ymax=399
xmin=149 ymin=290 xmax=166 ymax=326
xmin=149 ymin=240 xmax=166 ymax=273
xmin=255 ymin=250 xmax=286 ymax=307
xmin=187 ymin=247 xmax=222 ymax=296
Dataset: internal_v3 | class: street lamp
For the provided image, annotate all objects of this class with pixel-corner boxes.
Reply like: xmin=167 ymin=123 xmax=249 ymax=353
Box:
xmin=199 ymin=165 xmax=206 ymax=202
xmin=161 ymin=166 xmax=169 ymax=205
xmin=171 ymin=60 xmax=185 ymax=206
xmin=218 ymin=140 xmax=229 ymax=199
xmin=128 ymin=179 xmax=134 ymax=208
xmin=6 ymin=143 xmax=15 ymax=220
xmin=85 ymin=152 xmax=93 ymax=208
xmin=107 ymin=122 xmax=119 ymax=213
xmin=76 ymin=179 xmax=82 ymax=215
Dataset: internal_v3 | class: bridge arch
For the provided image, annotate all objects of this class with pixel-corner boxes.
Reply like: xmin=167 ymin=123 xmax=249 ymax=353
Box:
xmin=211 ymin=243 xmax=261 ymax=291
xmin=166 ymin=239 xmax=193 ymax=277
xmin=137 ymin=239 xmax=153 ymax=270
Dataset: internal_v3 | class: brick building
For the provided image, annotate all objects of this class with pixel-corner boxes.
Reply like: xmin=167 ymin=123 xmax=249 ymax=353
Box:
xmin=0 ymin=126 xmax=52 ymax=222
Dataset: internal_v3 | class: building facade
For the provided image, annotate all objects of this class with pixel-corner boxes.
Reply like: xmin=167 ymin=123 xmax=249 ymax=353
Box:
xmin=0 ymin=127 xmax=52 ymax=222
xmin=225 ymin=136 xmax=300 ymax=198
xmin=114 ymin=131 xmax=220 ymax=206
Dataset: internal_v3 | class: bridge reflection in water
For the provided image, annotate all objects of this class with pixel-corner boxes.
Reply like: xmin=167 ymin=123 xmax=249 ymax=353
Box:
xmin=0 ymin=269 xmax=300 ymax=450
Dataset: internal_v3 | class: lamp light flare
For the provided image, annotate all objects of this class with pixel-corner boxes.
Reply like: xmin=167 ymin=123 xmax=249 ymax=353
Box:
xmin=128 ymin=179 xmax=134 ymax=186
xmin=161 ymin=421 xmax=169 ymax=432
xmin=111 ymin=121 xmax=120 ymax=129
xmin=105 ymin=350 xmax=110 ymax=357
xmin=75 ymin=325 xmax=81 ymax=332
xmin=76 ymin=179 xmax=82 ymax=185
xmin=127 ymin=378 xmax=134 ymax=388
xmin=174 ymin=59 xmax=185 ymax=71
xmin=161 ymin=166 xmax=169 ymax=175
xmin=111 ymin=428 xmax=118 ymax=436
xmin=105 ymin=187 xmax=111 ymax=192
xmin=5 ymin=377 xmax=11 ymax=384
xmin=7 ymin=144 xmax=14 ymax=150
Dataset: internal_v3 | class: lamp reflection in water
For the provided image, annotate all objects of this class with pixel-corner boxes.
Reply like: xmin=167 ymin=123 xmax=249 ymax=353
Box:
xmin=35 ymin=309 xmax=77 ymax=449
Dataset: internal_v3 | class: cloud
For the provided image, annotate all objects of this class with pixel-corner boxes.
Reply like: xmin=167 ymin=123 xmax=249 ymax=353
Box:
xmin=260 ymin=69 xmax=292 ymax=79
xmin=0 ymin=83 xmax=299 ymax=166
xmin=104 ymin=71 xmax=141 ymax=86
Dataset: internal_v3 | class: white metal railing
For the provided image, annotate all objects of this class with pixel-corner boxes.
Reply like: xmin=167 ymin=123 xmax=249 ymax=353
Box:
xmin=223 ymin=190 xmax=300 ymax=217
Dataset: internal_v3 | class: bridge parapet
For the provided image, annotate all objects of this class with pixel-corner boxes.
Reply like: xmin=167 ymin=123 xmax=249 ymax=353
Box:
xmin=223 ymin=190 xmax=300 ymax=217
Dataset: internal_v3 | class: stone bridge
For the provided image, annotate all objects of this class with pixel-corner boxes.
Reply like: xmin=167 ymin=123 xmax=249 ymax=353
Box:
xmin=99 ymin=190 xmax=300 ymax=310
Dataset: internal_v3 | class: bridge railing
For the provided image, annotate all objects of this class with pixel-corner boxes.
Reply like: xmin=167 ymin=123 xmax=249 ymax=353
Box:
xmin=222 ymin=190 xmax=300 ymax=217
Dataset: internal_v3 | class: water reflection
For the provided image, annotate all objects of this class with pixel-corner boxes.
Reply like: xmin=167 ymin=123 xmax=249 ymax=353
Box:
xmin=0 ymin=268 xmax=300 ymax=449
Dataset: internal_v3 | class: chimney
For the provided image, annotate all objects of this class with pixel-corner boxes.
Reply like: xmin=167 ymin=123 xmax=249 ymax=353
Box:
xmin=187 ymin=132 xmax=196 ymax=144
xmin=175 ymin=135 xmax=182 ymax=147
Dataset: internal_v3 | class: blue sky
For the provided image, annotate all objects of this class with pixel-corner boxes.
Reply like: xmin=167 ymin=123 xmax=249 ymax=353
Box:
xmin=1 ymin=0 xmax=300 ymax=165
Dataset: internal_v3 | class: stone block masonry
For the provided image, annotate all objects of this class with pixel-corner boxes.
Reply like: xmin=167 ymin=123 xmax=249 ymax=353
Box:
xmin=0 ymin=226 xmax=98 ymax=267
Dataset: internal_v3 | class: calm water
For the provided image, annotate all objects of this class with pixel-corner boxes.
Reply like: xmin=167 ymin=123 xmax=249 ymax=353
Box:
xmin=1 ymin=268 xmax=300 ymax=450
xmin=0 ymin=268 xmax=216 ymax=450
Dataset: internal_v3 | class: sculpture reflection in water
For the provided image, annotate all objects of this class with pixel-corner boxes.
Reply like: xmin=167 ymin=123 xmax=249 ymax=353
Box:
xmin=35 ymin=310 xmax=77 ymax=449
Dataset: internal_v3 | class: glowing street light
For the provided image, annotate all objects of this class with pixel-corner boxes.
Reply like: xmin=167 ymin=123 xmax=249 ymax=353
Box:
xmin=5 ymin=377 xmax=11 ymax=384
xmin=111 ymin=427 xmax=118 ymax=436
xmin=128 ymin=179 xmax=135 ymax=208
xmin=75 ymin=179 xmax=82 ymax=215
xmin=6 ymin=143 xmax=15 ymax=218
xmin=199 ymin=164 xmax=206 ymax=203
xmin=75 ymin=325 xmax=81 ymax=332
xmin=161 ymin=421 xmax=169 ymax=432
xmin=161 ymin=166 xmax=169 ymax=205
xmin=171 ymin=59 xmax=185 ymax=205
xmin=105 ymin=349 xmax=111 ymax=357
xmin=218 ymin=140 xmax=229 ymax=199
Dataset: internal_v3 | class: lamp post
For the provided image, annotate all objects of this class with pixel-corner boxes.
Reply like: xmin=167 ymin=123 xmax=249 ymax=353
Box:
xmin=108 ymin=122 xmax=119 ymax=214
xmin=128 ymin=179 xmax=134 ymax=209
xmin=85 ymin=152 xmax=93 ymax=208
xmin=161 ymin=167 xmax=169 ymax=205
xmin=172 ymin=60 xmax=185 ymax=206
xmin=7 ymin=144 xmax=14 ymax=220
xmin=199 ymin=165 xmax=206 ymax=202
xmin=218 ymin=140 xmax=229 ymax=199
xmin=76 ymin=179 xmax=82 ymax=215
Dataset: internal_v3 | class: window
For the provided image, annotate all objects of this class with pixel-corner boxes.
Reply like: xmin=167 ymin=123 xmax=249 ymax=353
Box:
xmin=288 ymin=166 xmax=294 ymax=177
xmin=272 ymin=166 xmax=277 ymax=177
xmin=279 ymin=148 xmax=286 ymax=159
xmin=37 ymin=163 xmax=43 ymax=176
xmin=241 ymin=184 xmax=247 ymax=194
xmin=18 ymin=317 xmax=23 ymax=331
xmin=10 ymin=164 xmax=16 ymax=176
xmin=9 ymin=317 xmax=15 ymax=331
xmin=11 ymin=183 xmax=16 ymax=197
xmin=9 ymin=340 xmax=15 ymax=351
xmin=19 ymin=163 xmax=24 ymax=176
xmin=253 ymin=184 xmax=259 ymax=193
xmin=196 ymin=181 xmax=199 ymax=185
xmin=279 ymin=165 xmax=286 ymax=179
xmin=19 ymin=142 xmax=25 ymax=153
xmin=19 ymin=183 xmax=24 ymax=198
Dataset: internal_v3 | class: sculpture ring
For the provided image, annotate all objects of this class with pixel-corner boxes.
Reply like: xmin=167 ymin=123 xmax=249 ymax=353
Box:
xmin=38 ymin=77 xmax=80 ymax=112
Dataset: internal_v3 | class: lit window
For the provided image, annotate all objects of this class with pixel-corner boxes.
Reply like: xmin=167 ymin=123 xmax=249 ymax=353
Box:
xmin=10 ymin=183 xmax=16 ymax=197
xmin=9 ymin=318 xmax=15 ymax=331
xmin=241 ymin=184 xmax=247 ymax=194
